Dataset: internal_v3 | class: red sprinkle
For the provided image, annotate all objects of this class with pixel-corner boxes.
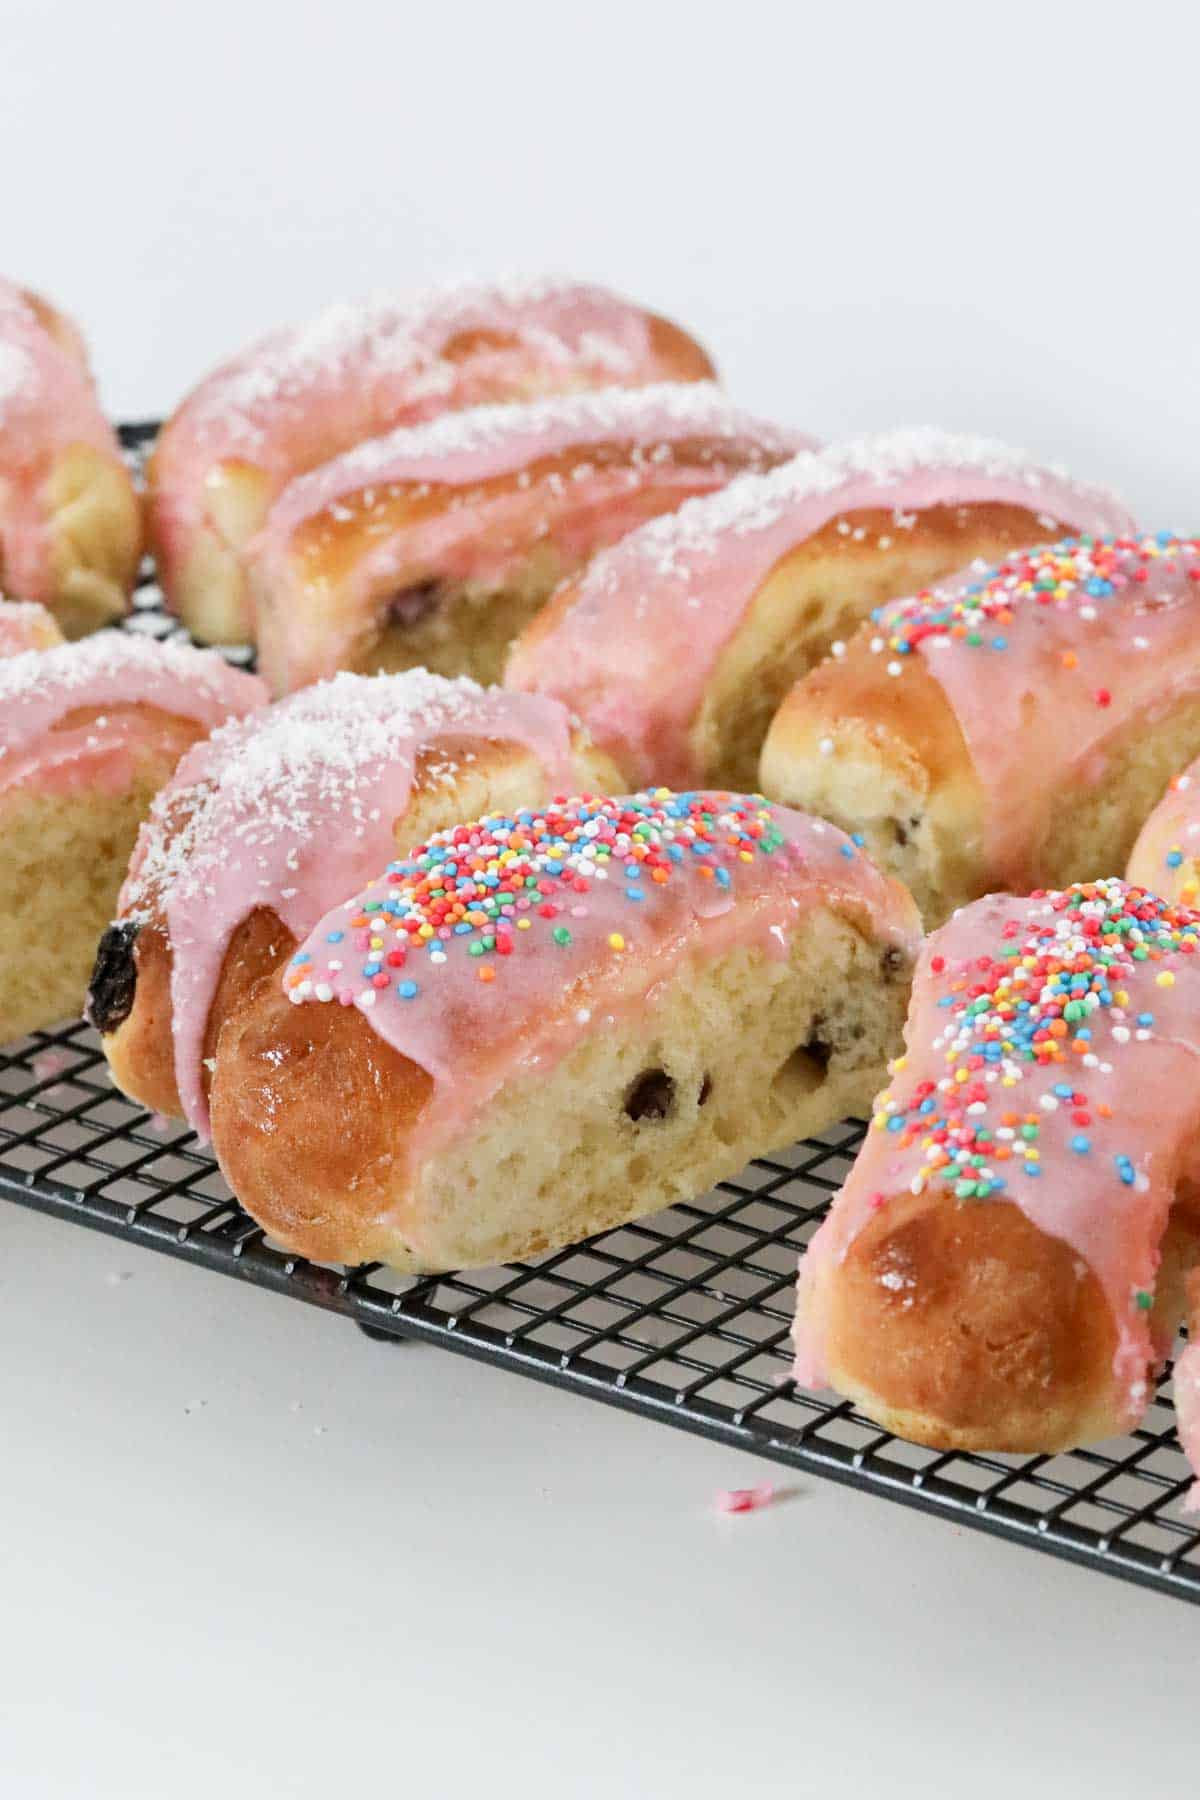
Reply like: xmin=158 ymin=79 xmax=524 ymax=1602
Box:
xmin=716 ymin=1482 xmax=775 ymax=1515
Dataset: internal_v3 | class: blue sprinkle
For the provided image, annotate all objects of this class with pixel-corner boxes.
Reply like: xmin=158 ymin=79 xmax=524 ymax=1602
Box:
xmin=991 ymin=635 xmax=1008 ymax=650
xmin=1137 ymin=1012 xmax=1154 ymax=1028
xmin=1167 ymin=850 xmax=1184 ymax=869
xmin=714 ymin=868 xmax=732 ymax=889
xmin=1026 ymin=1163 xmax=1042 ymax=1178
xmin=397 ymin=980 xmax=418 ymax=1000
xmin=851 ymin=832 xmax=866 ymax=847
xmin=625 ymin=886 xmax=644 ymax=902
xmin=839 ymin=844 xmax=855 ymax=859
xmin=1053 ymin=1083 xmax=1073 ymax=1099
xmin=326 ymin=931 xmax=344 ymax=944
xmin=886 ymin=1116 xmax=905 ymax=1133
xmin=1071 ymin=1135 xmax=1091 ymax=1155
xmin=292 ymin=951 xmax=311 ymax=965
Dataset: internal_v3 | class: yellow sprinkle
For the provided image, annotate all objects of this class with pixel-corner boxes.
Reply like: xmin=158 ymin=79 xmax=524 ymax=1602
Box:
xmin=418 ymin=924 xmax=434 ymax=939
xmin=609 ymin=933 xmax=625 ymax=951
xmin=1156 ymin=971 xmax=1176 ymax=988
xmin=517 ymin=918 xmax=532 ymax=930
xmin=739 ymin=850 xmax=754 ymax=862
xmin=954 ymin=1068 xmax=969 ymax=1083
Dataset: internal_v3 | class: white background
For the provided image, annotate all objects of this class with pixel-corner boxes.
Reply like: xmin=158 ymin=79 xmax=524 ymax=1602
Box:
xmin=3 ymin=3 xmax=1199 ymax=1795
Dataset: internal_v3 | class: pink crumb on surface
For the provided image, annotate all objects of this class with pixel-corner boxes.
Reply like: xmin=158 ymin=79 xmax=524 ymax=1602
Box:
xmin=715 ymin=1482 xmax=775 ymax=1515
xmin=31 ymin=1048 xmax=71 ymax=1083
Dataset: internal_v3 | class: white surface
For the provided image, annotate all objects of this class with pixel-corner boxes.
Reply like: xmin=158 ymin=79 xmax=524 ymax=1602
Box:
xmin=3 ymin=3 xmax=1199 ymax=1792
xmin=3 ymin=1202 xmax=1199 ymax=1800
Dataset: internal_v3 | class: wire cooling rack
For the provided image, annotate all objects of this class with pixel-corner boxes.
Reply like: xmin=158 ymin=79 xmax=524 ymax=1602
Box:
xmin=2 ymin=423 xmax=1197 ymax=1607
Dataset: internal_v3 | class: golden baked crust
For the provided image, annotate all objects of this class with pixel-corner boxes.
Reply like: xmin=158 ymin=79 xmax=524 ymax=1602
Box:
xmin=798 ymin=1180 xmax=1200 ymax=1454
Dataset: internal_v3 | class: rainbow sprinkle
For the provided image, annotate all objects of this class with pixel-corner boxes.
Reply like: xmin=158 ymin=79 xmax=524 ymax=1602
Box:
xmin=872 ymin=880 xmax=1200 ymax=1214
xmin=285 ymin=792 xmax=788 ymax=1009
xmin=873 ymin=532 xmax=1200 ymax=661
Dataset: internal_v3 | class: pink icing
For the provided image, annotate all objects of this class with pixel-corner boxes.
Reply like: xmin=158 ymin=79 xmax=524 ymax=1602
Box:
xmin=0 ymin=635 xmax=265 ymax=798
xmin=250 ymin=384 xmax=807 ymax=695
xmin=0 ymin=596 xmax=59 ymax=657
xmin=0 ymin=280 xmax=128 ymax=608
xmin=505 ymin=427 xmax=1135 ymax=785
xmin=283 ymin=794 xmax=921 ymax=1261
xmin=793 ymin=885 xmax=1200 ymax=1468
xmin=151 ymin=278 xmax=712 ymax=615
xmin=876 ymin=535 xmax=1200 ymax=888
xmin=119 ymin=671 xmax=583 ymax=1138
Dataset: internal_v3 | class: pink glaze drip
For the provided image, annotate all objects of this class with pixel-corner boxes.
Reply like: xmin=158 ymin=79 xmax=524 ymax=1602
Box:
xmin=250 ymin=384 xmax=807 ymax=696
xmin=0 ymin=280 xmax=127 ymax=607
xmin=876 ymin=536 xmax=1200 ymax=889
xmin=0 ymin=596 xmax=60 ymax=657
xmin=151 ymin=279 xmax=712 ymax=609
xmin=505 ymin=428 xmax=1134 ymax=785
xmin=1127 ymin=762 xmax=1200 ymax=904
xmin=0 ymin=634 xmax=266 ymax=799
xmin=283 ymin=794 xmax=921 ymax=1262
xmin=793 ymin=886 xmax=1200 ymax=1469
xmin=119 ymin=671 xmax=583 ymax=1139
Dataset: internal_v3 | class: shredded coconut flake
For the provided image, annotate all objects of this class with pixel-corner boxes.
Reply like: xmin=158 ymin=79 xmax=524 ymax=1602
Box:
xmin=276 ymin=381 xmax=794 ymax=497
xmin=584 ymin=426 xmax=1125 ymax=585
xmin=0 ymin=631 xmax=246 ymax=718
xmin=180 ymin=278 xmax=661 ymax=451
xmin=128 ymin=668 xmax=502 ymax=909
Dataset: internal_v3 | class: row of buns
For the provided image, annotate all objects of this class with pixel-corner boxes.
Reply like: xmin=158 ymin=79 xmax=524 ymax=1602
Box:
xmin=2 ymin=274 xmax=1199 ymax=1511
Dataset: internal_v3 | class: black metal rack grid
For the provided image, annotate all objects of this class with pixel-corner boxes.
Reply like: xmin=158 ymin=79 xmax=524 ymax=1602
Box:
xmin=2 ymin=423 xmax=1197 ymax=1607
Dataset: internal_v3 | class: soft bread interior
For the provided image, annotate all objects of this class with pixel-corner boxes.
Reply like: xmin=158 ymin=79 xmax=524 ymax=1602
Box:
xmin=764 ymin=650 xmax=1200 ymax=925
xmin=1032 ymin=694 xmax=1200 ymax=892
xmin=1 ymin=755 xmax=189 ymax=1042
xmin=694 ymin=503 xmax=1061 ymax=790
xmin=368 ymin=543 xmax=571 ymax=688
xmin=211 ymin=906 xmax=915 ymax=1271
xmin=45 ymin=444 xmax=142 ymax=637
